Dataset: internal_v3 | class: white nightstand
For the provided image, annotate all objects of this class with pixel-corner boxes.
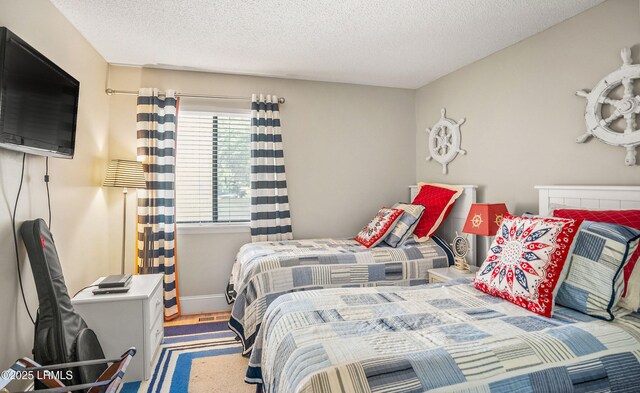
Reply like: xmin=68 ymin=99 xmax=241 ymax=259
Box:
xmin=428 ymin=266 xmax=478 ymax=283
xmin=71 ymin=274 xmax=164 ymax=382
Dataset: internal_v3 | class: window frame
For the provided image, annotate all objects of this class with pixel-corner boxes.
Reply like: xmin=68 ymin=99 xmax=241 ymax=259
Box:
xmin=174 ymin=105 xmax=252 ymax=232
xmin=177 ymin=222 xmax=251 ymax=234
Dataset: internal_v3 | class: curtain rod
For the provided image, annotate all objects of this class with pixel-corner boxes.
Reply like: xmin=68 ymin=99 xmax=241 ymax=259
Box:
xmin=104 ymin=88 xmax=286 ymax=104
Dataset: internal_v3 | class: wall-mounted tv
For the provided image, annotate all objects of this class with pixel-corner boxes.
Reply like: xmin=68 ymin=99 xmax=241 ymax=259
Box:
xmin=0 ymin=27 xmax=79 ymax=159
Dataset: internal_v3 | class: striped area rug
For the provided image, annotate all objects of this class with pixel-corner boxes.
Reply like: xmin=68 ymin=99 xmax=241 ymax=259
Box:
xmin=121 ymin=322 xmax=254 ymax=393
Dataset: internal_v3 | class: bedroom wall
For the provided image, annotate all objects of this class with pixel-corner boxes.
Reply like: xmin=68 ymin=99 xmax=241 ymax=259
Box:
xmin=0 ymin=0 xmax=111 ymax=371
xmin=415 ymin=0 xmax=640 ymax=217
xmin=106 ymin=66 xmax=416 ymax=307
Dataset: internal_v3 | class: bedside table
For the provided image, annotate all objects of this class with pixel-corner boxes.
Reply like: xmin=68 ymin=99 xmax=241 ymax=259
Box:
xmin=428 ymin=266 xmax=478 ymax=283
xmin=71 ymin=274 xmax=163 ymax=382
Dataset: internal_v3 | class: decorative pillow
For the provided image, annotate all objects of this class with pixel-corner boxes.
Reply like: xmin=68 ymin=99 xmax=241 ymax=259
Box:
xmin=624 ymin=265 xmax=640 ymax=312
xmin=548 ymin=203 xmax=605 ymax=215
xmin=555 ymin=220 xmax=640 ymax=320
xmin=384 ymin=203 xmax=425 ymax=247
xmin=412 ymin=183 xmax=463 ymax=240
xmin=553 ymin=209 xmax=640 ymax=310
xmin=474 ymin=215 xmax=582 ymax=317
xmin=355 ymin=208 xmax=404 ymax=248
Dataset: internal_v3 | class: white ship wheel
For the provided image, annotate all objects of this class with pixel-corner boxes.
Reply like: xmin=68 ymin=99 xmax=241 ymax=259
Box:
xmin=426 ymin=108 xmax=466 ymax=174
xmin=576 ymin=47 xmax=640 ymax=166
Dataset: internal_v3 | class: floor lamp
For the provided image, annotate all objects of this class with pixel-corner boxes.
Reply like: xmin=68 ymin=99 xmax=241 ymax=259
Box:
xmin=103 ymin=159 xmax=147 ymax=274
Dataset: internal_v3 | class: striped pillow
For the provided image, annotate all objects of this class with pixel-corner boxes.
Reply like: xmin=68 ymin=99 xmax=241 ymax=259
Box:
xmin=555 ymin=221 xmax=640 ymax=320
xmin=384 ymin=203 xmax=425 ymax=247
xmin=553 ymin=208 xmax=640 ymax=310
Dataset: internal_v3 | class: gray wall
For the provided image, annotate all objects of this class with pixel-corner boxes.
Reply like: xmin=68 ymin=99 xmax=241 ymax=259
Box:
xmin=0 ymin=0 xmax=112 ymax=372
xmin=416 ymin=0 xmax=640 ymax=216
xmin=107 ymin=66 xmax=417 ymax=298
xmin=2 ymin=0 xmax=639 ymax=371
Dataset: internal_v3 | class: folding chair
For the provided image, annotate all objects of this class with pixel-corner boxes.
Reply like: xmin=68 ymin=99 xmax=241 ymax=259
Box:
xmin=2 ymin=348 xmax=135 ymax=393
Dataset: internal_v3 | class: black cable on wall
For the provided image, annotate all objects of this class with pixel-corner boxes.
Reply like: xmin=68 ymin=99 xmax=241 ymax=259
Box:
xmin=11 ymin=153 xmax=36 ymax=325
xmin=45 ymin=156 xmax=51 ymax=229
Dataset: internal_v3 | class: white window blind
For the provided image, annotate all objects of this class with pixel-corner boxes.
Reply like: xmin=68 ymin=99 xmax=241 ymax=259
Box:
xmin=175 ymin=110 xmax=251 ymax=223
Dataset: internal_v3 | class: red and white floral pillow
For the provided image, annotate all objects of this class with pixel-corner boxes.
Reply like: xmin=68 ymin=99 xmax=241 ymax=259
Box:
xmin=355 ymin=207 xmax=404 ymax=248
xmin=474 ymin=214 xmax=582 ymax=317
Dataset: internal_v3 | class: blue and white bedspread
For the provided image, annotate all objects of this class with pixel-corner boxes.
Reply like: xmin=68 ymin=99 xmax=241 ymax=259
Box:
xmin=228 ymin=238 xmax=452 ymax=354
xmin=247 ymin=280 xmax=640 ymax=393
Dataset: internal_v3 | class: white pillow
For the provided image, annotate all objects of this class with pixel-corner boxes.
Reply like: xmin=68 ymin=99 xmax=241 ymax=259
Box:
xmin=619 ymin=262 xmax=640 ymax=311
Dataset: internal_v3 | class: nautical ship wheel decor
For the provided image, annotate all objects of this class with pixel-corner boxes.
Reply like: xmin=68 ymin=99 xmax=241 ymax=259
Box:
xmin=576 ymin=47 xmax=640 ymax=166
xmin=451 ymin=231 xmax=471 ymax=272
xmin=426 ymin=108 xmax=466 ymax=174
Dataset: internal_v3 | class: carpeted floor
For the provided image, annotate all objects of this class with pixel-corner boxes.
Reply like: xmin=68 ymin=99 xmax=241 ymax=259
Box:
xmin=120 ymin=320 xmax=255 ymax=393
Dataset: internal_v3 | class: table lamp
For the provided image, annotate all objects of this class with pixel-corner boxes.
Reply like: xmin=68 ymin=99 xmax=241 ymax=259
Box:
xmin=103 ymin=159 xmax=147 ymax=274
xmin=454 ymin=203 xmax=509 ymax=272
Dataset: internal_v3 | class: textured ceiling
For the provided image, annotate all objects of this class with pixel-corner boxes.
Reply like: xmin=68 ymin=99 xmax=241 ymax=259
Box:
xmin=50 ymin=0 xmax=604 ymax=89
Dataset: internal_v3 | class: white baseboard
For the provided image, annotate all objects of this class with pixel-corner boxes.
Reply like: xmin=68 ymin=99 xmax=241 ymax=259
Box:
xmin=179 ymin=294 xmax=231 ymax=314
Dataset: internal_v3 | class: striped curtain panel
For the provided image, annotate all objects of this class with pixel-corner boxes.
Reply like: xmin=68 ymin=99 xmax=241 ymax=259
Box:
xmin=136 ymin=88 xmax=181 ymax=320
xmin=250 ymin=94 xmax=293 ymax=242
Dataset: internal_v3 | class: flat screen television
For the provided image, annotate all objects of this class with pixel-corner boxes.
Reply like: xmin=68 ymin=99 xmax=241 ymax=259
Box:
xmin=0 ymin=27 xmax=79 ymax=159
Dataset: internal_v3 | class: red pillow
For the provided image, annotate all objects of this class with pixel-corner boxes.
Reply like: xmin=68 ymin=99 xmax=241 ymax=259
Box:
xmin=412 ymin=183 xmax=463 ymax=239
xmin=553 ymin=209 xmax=640 ymax=297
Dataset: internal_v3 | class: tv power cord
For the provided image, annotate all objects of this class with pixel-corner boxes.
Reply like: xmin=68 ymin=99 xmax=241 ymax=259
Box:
xmin=11 ymin=153 xmax=36 ymax=325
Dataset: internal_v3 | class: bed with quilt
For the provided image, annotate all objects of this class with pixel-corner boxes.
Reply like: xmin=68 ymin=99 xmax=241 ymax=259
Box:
xmin=227 ymin=183 xmax=469 ymax=354
xmin=246 ymin=191 xmax=640 ymax=392
xmin=247 ymin=280 xmax=640 ymax=393
xmin=228 ymin=237 xmax=454 ymax=354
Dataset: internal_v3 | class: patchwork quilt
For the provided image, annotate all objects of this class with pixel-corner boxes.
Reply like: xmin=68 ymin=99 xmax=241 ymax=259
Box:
xmin=227 ymin=238 xmax=452 ymax=354
xmin=247 ymin=280 xmax=640 ymax=393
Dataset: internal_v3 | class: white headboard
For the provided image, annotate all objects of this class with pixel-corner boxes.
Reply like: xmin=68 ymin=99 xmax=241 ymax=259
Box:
xmin=536 ymin=185 xmax=640 ymax=215
xmin=410 ymin=184 xmax=478 ymax=265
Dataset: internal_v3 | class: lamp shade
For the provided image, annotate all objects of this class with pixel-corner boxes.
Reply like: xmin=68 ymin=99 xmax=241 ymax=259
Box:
xmin=462 ymin=203 xmax=509 ymax=236
xmin=103 ymin=159 xmax=147 ymax=189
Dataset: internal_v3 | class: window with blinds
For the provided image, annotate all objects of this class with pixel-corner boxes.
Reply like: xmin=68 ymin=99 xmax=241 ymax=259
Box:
xmin=175 ymin=110 xmax=251 ymax=223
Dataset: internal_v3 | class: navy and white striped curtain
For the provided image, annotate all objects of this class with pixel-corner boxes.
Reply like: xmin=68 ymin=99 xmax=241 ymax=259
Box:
xmin=136 ymin=88 xmax=180 ymax=320
xmin=250 ymin=94 xmax=293 ymax=242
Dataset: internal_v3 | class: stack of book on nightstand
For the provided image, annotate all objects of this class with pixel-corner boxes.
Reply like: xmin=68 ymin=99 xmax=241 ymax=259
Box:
xmin=93 ymin=274 xmax=132 ymax=295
